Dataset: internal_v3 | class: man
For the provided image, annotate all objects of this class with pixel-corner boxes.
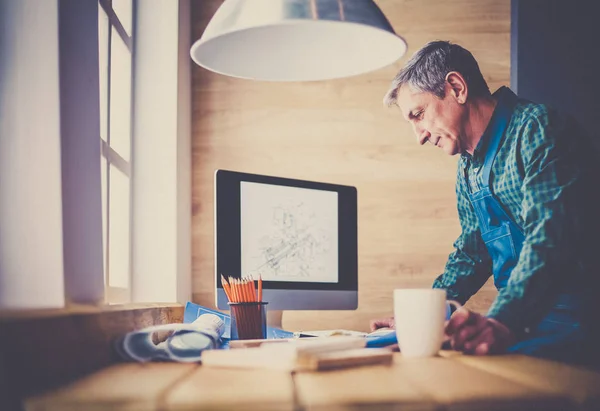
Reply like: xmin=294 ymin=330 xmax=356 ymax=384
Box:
xmin=372 ymin=40 xmax=600 ymax=367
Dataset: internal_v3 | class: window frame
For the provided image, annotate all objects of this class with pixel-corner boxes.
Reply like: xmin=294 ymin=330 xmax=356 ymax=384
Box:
xmin=98 ymin=0 xmax=135 ymax=304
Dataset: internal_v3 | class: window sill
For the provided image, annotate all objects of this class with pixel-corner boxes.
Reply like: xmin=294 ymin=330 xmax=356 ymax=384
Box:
xmin=0 ymin=302 xmax=183 ymax=322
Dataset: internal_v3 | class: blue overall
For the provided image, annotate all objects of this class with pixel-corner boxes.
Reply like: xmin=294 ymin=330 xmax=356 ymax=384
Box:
xmin=464 ymin=89 xmax=588 ymax=364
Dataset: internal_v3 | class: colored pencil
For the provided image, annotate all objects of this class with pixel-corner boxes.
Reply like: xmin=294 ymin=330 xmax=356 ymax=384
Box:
xmin=221 ymin=274 xmax=232 ymax=301
xmin=258 ymin=275 xmax=263 ymax=302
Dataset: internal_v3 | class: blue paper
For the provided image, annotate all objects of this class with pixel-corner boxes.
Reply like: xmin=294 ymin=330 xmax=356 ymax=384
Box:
xmin=183 ymin=302 xmax=295 ymax=341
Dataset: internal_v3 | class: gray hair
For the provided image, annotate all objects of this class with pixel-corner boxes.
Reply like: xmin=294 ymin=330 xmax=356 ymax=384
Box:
xmin=383 ymin=41 xmax=490 ymax=107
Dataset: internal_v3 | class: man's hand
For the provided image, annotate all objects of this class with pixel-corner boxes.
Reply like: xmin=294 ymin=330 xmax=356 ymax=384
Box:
xmin=445 ymin=308 xmax=515 ymax=355
xmin=370 ymin=317 xmax=395 ymax=332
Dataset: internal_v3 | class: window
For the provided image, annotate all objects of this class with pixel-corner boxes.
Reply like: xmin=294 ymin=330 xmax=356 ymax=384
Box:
xmin=98 ymin=0 xmax=134 ymax=303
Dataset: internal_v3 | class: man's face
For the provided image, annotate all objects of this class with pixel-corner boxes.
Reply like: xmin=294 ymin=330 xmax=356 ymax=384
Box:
xmin=396 ymin=84 xmax=466 ymax=156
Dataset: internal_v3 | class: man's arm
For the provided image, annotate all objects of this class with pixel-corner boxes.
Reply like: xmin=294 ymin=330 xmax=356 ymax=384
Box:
xmin=486 ymin=109 xmax=584 ymax=335
xmin=432 ymin=161 xmax=492 ymax=304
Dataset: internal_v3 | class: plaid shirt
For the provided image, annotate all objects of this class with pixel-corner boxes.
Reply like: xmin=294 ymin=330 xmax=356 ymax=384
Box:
xmin=433 ymin=87 xmax=598 ymax=334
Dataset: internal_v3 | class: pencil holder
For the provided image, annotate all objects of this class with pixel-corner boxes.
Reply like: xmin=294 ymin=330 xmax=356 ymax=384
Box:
xmin=228 ymin=302 xmax=268 ymax=340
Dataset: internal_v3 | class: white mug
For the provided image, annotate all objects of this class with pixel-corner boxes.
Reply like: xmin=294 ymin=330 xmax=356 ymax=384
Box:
xmin=393 ymin=288 xmax=460 ymax=358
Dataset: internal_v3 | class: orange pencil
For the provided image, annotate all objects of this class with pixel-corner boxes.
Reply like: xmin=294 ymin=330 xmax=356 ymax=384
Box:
xmin=239 ymin=278 xmax=246 ymax=302
xmin=236 ymin=278 xmax=244 ymax=302
xmin=258 ymin=275 xmax=262 ymax=302
xmin=221 ymin=275 xmax=233 ymax=301
xmin=240 ymin=279 xmax=252 ymax=335
xmin=256 ymin=276 xmax=263 ymax=338
xmin=231 ymin=277 xmax=239 ymax=302
xmin=245 ymin=278 xmax=255 ymax=302
xmin=242 ymin=278 xmax=249 ymax=302
xmin=247 ymin=278 xmax=260 ymax=334
xmin=240 ymin=278 xmax=248 ymax=302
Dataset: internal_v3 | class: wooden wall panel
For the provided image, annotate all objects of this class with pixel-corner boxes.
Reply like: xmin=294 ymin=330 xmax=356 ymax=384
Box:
xmin=191 ymin=0 xmax=510 ymax=332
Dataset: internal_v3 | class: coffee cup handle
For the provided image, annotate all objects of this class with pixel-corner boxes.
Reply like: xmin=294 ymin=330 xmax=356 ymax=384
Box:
xmin=445 ymin=300 xmax=462 ymax=320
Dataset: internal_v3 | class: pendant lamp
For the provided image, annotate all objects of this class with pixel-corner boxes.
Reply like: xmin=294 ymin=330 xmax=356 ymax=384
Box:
xmin=190 ymin=0 xmax=407 ymax=82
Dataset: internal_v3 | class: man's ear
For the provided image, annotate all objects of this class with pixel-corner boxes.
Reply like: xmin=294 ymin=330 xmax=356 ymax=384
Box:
xmin=445 ymin=71 xmax=468 ymax=104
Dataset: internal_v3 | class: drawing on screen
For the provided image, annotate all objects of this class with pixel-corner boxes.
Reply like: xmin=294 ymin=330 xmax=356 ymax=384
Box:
xmin=250 ymin=201 xmax=331 ymax=279
xmin=241 ymin=182 xmax=338 ymax=283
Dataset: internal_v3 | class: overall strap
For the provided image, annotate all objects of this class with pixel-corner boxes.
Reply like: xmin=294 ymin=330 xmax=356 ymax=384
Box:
xmin=482 ymin=92 xmax=519 ymax=186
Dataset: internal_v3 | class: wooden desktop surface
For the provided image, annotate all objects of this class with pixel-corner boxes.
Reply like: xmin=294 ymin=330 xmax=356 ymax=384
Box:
xmin=26 ymin=351 xmax=600 ymax=411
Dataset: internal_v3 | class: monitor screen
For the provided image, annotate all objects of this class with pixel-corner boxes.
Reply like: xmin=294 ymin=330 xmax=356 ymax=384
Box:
xmin=215 ymin=170 xmax=357 ymax=310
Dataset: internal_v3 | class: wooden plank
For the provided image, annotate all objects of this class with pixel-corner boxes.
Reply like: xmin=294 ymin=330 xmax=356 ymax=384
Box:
xmin=165 ymin=367 xmax=296 ymax=411
xmin=0 ymin=302 xmax=182 ymax=321
xmin=295 ymin=362 xmax=437 ymax=411
xmin=1 ymin=304 xmax=183 ymax=411
xmin=453 ymin=355 xmax=600 ymax=411
xmin=397 ymin=354 xmax=574 ymax=411
xmin=25 ymin=363 xmax=195 ymax=411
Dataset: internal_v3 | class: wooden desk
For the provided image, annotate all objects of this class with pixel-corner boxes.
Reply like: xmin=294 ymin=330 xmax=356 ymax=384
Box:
xmin=25 ymin=352 xmax=600 ymax=411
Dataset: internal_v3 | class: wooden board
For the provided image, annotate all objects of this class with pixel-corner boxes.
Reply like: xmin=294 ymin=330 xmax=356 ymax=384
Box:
xmin=295 ymin=353 xmax=577 ymax=411
xmin=25 ymin=354 xmax=600 ymax=411
xmin=395 ymin=355 xmax=574 ymax=411
xmin=453 ymin=355 xmax=600 ymax=411
xmin=165 ymin=367 xmax=296 ymax=411
xmin=295 ymin=362 xmax=437 ymax=411
xmin=25 ymin=363 xmax=195 ymax=411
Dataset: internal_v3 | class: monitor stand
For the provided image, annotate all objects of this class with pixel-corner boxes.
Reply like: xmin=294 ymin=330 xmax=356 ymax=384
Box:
xmin=266 ymin=309 xmax=283 ymax=329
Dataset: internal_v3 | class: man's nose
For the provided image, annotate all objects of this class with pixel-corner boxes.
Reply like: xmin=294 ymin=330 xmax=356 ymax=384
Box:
xmin=412 ymin=123 xmax=430 ymax=145
xmin=417 ymin=129 xmax=431 ymax=145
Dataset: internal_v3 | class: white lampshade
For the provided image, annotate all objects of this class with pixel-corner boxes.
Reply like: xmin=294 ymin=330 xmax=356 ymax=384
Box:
xmin=190 ymin=0 xmax=407 ymax=82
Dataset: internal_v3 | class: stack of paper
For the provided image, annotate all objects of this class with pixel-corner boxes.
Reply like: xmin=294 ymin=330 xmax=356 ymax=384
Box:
xmin=201 ymin=336 xmax=393 ymax=371
xmin=296 ymin=329 xmax=368 ymax=338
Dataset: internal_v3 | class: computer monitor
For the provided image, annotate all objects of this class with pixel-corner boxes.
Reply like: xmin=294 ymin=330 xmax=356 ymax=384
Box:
xmin=214 ymin=169 xmax=358 ymax=310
